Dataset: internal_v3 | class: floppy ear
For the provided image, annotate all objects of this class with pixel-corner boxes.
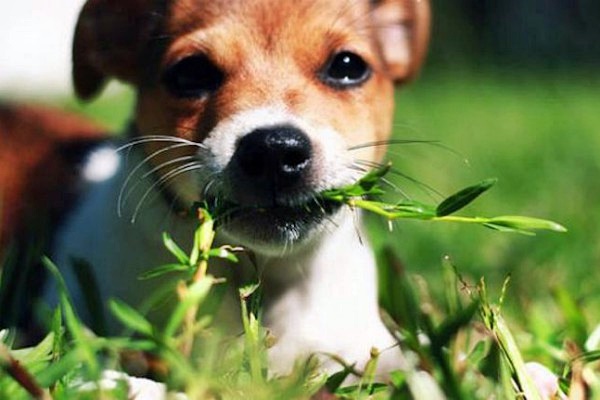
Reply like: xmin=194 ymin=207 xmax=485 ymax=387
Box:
xmin=72 ymin=0 xmax=156 ymax=100
xmin=371 ymin=0 xmax=431 ymax=82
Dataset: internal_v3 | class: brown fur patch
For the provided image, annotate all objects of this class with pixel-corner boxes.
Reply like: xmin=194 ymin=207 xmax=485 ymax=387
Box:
xmin=0 ymin=104 xmax=106 ymax=252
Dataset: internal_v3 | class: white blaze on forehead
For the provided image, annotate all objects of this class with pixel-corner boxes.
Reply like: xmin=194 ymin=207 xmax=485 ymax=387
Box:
xmin=83 ymin=146 xmax=121 ymax=182
xmin=202 ymin=105 xmax=357 ymax=190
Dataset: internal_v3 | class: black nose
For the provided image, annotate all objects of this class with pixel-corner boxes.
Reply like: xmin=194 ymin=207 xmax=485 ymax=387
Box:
xmin=233 ymin=126 xmax=312 ymax=190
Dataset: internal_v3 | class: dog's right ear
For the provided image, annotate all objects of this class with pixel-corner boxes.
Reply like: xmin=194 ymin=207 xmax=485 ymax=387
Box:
xmin=73 ymin=0 xmax=156 ymax=100
xmin=371 ymin=0 xmax=431 ymax=83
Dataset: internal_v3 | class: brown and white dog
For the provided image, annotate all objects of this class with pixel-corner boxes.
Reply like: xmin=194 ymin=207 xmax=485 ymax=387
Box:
xmin=2 ymin=0 xmax=430 ymax=376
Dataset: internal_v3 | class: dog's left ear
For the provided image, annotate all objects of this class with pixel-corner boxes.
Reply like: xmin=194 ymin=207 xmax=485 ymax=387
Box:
xmin=72 ymin=0 xmax=157 ymax=100
xmin=370 ymin=0 xmax=431 ymax=82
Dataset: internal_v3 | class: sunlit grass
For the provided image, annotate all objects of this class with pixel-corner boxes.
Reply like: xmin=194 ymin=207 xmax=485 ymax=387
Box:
xmin=1 ymin=71 xmax=599 ymax=398
xmin=374 ymin=70 xmax=600 ymax=312
xmin=0 ymin=203 xmax=595 ymax=399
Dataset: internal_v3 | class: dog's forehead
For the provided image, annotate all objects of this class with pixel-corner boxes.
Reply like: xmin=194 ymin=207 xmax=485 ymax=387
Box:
xmin=165 ymin=0 xmax=372 ymax=40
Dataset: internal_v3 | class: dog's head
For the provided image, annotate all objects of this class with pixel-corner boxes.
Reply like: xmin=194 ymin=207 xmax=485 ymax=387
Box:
xmin=73 ymin=0 xmax=430 ymax=253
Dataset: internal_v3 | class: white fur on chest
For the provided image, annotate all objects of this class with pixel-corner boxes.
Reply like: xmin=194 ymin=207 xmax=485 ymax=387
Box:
xmin=50 ymin=145 xmax=400 ymax=374
xmin=261 ymin=213 xmax=402 ymax=375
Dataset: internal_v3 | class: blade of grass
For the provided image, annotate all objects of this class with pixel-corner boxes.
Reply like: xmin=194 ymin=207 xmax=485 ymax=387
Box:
xmin=43 ymin=257 xmax=100 ymax=379
xmin=322 ymin=165 xmax=566 ymax=234
xmin=436 ymin=178 xmax=497 ymax=217
xmin=164 ymin=277 xmax=214 ymax=338
xmin=69 ymin=258 xmax=107 ymax=336
xmin=109 ymin=299 xmax=154 ymax=337
xmin=479 ymin=279 xmax=543 ymax=400
xmin=162 ymin=232 xmax=190 ymax=265
xmin=138 ymin=263 xmax=189 ymax=280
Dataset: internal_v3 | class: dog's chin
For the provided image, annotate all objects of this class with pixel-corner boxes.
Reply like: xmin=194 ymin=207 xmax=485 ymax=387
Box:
xmin=214 ymin=198 xmax=342 ymax=256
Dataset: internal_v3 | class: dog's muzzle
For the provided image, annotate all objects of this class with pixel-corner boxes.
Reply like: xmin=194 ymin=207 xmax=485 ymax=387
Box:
xmin=211 ymin=125 xmax=340 ymax=249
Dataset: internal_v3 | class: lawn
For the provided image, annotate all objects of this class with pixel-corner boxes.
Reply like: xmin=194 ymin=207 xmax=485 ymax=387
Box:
xmin=2 ymin=70 xmax=599 ymax=398
xmin=378 ymin=69 xmax=600 ymax=322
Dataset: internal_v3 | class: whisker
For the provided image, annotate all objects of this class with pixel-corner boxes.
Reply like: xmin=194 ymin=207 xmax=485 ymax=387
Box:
xmin=118 ymin=142 xmax=195 ymax=217
xmin=309 ymin=193 xmax=326 ymax=214
xmin=349 ymin=164 xmax=368 ymax=172
xmin=380 ymin=177 xmax=411 ymax=200
xmin=120 ymin=156 xmax=201 ymax=211
xmin=347 ymin=139 xmax=439 ymax=151
xmin=201 ymin=173 xmax=221 ymax=199
xmin=349 ymin=139 xmax=470 ymax=165
xmin=354 ymin=159 xmax=443 ymax=201
xmin=140 ymin=156 xmax=200 ymax=180
xmin=323 ymin=214 xmax=340 ymax=230
xmin=351 ymin=206 xmax=364 ymax=245
xmin=130 ymin=164 xmax=205 ymax=223
xmin=115 ymin=135 xmax=205 ymax=152
xmin=349 ymin=163 xmax=411 ymax=199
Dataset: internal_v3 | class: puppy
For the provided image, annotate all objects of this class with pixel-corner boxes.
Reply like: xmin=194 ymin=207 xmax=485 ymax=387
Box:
xmin=46 ymin=0 xmax=430 ymax=376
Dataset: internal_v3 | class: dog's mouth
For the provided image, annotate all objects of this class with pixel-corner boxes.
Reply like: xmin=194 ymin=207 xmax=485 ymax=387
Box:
xmin=204 ymin=193 xmax=342 ymax=249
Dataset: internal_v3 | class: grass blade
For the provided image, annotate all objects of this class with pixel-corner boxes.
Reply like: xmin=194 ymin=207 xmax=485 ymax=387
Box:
xmin=164 ymin=277 xmax=214 ymax=338
xmin=35 ymin=351 xmax=81 ymax=388
xmin=486 ymin=216 xmax=567 ymax=233
xmin=436 ymin=178 xmax=497 ymax=217
xmin=162 ymin=232 xmax=190 ymax=265
xmin=479 ymin=280 xmax=543 ymax=400
xmin=70 ymin=258 xmax=107 ymax=336
xmin=434 ymin=300 xmax=480 ymax=348
xmin=109 ymin=299 xmax=154 ymax=337
xmin=10 ymin=333 xmax=54 ymax=365
xmin=43 ymin=257 xmax=100 ymax=379
xmin=138 ymin=263 xmax=189 ymax=280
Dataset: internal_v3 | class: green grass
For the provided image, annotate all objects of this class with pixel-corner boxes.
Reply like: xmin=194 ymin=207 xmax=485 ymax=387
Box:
xmin=0 ymin=204 xmax=594 ymax=399
xmin=2 ymin=71 xmax=599 ymax=398
xmin=374 ymin=70 xmax=600 ymax=317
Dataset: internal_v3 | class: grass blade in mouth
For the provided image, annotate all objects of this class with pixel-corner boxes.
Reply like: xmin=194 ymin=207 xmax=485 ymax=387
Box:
xmin=436 ymin=178 xmax=497 ymax=217
xmin=319 ymin=163 xmax=567 ymax=234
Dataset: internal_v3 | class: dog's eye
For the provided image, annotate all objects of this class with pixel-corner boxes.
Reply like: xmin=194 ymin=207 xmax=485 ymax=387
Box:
xmin=321 ymin=51 xmax=371 ymax=89
xmin=162 ymin=55 xmax=224 ymax=98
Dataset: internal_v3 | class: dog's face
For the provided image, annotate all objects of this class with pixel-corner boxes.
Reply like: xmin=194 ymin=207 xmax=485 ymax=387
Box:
xmin=73 ymin=0 xmax=429 ymax=253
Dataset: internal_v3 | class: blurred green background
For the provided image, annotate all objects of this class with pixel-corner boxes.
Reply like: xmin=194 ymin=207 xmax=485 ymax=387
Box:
xmin=376 ymin=0 xmax=600 ymax=330
xmin=2 ymin=1 xmax=600 ymax=332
